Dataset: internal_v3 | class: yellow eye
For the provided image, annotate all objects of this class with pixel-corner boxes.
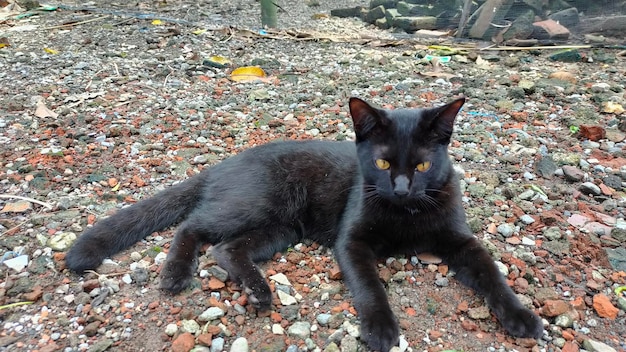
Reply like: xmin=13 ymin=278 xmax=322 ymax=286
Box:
xmin=375 ymin=159 xmax=390 ymax=170
xmin=416 ymin=161 xmax=431 ymax=172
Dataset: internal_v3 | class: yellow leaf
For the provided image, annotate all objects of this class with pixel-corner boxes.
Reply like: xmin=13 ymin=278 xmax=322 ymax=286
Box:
xmin=205 ymin=55 xmax=232 ymax=68
xmin=0 ymin=43 xmax=8 ymax=49
xmin=603 ymin=102 xmax=624 ymax=114
xmin=230 ymin=66 xmax=266 ymax=82
xmin=192 ymin=29 xmax=207 ymax=35
xmin=111 ymin=183 xmax=120 ymax=192
xmin=152 ymin=19 xmax=163 ymax=25
xmin=44 ymin=47 xmax=59 ymax=54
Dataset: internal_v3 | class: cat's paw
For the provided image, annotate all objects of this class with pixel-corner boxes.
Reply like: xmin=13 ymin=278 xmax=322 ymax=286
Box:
xmin=360 ymin=310 xmax=399 ymax=352
xmin=244 ymin=283 xmax=272 ymax=311
xmin=159 ymin=260 xmax=195 ymax=294
xmin=499 ymin=306 xmax=543 ymax=339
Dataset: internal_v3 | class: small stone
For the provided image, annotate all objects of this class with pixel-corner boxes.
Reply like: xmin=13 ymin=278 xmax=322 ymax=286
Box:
xmin=518 ymin=189 xmax=535 ymax=200
xmin=543 ymin=300 xmax=571 ymax=317
xmin=467 ymin=305 xmax=491 ymax=320
xmin=592 ymin=294 xmax=618 ymax=319
xmin=211 ymin=337 xmax=225 ymax=352
xmin=199 ymin=307 xmax=225 ymax=321
xmin=434 ymin=277 xmax=449 ymax=287
xmin=535 ymin=156 xmax=557 ymax=178
xmin=580 ymin=182 xmax=601 ymax=196
xmin=555 ymin=313 xmax=575 ymax=328
xmin=208 ymin=265 xmax=229 ymax=282
xmin=316 ymin=313 xmax=332 ymax=326
xmin=269 ymin=273 xmax=292 ymax=286
xmin=582 ymin=339 xmax=617 ymax=352
xmin=47 ymin=232 xmax=77 ymax=251
xmin=272 ymin=324 xmax=285 ymax=335
xmin=230 ymin=337 xmax=248 ymax=352
xmin=543 ymin=227 xmax=562 ymax=240
xmin=416 ymin=252 xmax=442 ymax=264
xmin=180 ymin=319 xmax=200 ymax=334
xmin=287 ymin=321 xmax=311 ymax=339
xmin=277 ymin=290 xmax=298 ymax=306
xmin=165 ymin=323 xmax=178 ymax=336
xmin=520 ymin=215 xmax=535 ymax=225
xmin=497 ymin=223 xmax=515 ymax=237
xmin=172 ymin=332 xmax=195 ymax=352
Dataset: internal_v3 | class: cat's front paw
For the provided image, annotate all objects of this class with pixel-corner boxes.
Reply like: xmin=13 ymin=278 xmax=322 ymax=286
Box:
xmin=159 ymin=259 xmax=195 ymax=293
xmin=244 ymin=284 xmax=272 ymax=311
xmin=499 ymin=306 xmax=543 ymax=339
xmin=360 ymin=310 xmax=399 ymax=352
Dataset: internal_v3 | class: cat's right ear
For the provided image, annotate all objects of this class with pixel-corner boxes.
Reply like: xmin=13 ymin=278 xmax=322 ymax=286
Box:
xmin=349 ymin=97 xmax=389 ymax=141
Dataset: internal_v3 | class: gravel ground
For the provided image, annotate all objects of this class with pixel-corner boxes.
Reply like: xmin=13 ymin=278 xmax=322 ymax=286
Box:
xmin=1 ymin=1 xmax=626 ymax=352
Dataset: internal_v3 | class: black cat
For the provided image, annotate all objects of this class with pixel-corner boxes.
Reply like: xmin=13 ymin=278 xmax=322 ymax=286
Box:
xmin=66 ymin=97 xmax=543 ymax=351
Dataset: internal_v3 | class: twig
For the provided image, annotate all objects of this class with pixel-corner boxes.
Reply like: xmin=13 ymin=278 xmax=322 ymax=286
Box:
xmin=39 ymin=15 xmax=111 ymax=31
xmin=0 ymin=301 xmax=34 ymax=310
xmin=85 ymin=69 xmax=103 ymax=91
xmin=113 ymin=62 xmax=120 ymax=77
xmin=480 ymin=45 xmax=593 ymax=51
xmin=0 ymin=194 xmax=53 ymax=209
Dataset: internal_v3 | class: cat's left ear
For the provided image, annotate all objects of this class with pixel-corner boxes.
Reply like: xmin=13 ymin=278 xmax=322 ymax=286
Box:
xmin=349 ymin=97 xmax=390 ymax=141
xmin=429 ymin=96 xmax=465 ymax=142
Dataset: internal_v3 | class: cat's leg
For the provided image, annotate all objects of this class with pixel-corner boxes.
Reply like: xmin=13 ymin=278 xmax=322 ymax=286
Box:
xmin=212 ymin=228 xmax=298 ymax=310
xmin=334 ymin=237 xmax=399 ymax=352
xmin=441 ymin=236 xmax=543 ymax=339
xmin=160 ymin=220 xmax=205 ymax=293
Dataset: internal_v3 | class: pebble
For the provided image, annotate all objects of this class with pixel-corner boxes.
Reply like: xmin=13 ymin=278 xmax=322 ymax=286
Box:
xmin=580 ymin=182 xmax=602 ymax=196
xmin=269 ymin=273 xmax=292 ymax=286
xmin=277 ymin=290 xmax=298 ymax=306
xmin=518 ymin=189 xmax=535 ymax=200
xmin=497 ymin=223 xmax=516 ymax=237
xmin=164 ymin=323 xmax=178 ymax=336
xmin=272 ymin=324 xmax=284 ymax=335
xmin=467 ymin=306 xmax=491 ymax=320
xmin=180 ymin=319 xmax=200 ymax=334
xmin=287 ymin=322 xmax=311 ymax=339
xmin=47 ymin=232 xmax=77 ymax=251
xmin=435 ymin=277 xmax=449 ymax=287
xmin=198 ymin=307 xmax=225 ymax=321
xmin=520 ymin=215 xmax=535 ymax=225
xmin=229 ymin=337 xmax=248 ymax=352
xmin=211 ymin=337 xmax=225 ymax=352
xmin=316 ymin=313 xmax=332 ymax=326
xmin=554 ymin=313 xmax=574 ymax=328
xmin=582 ymin=339 xmax=617 ymax=352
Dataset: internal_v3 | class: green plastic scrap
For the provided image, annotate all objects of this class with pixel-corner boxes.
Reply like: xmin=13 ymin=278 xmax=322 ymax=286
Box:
xmin=15 ymin=6 xmax=58 ymax=19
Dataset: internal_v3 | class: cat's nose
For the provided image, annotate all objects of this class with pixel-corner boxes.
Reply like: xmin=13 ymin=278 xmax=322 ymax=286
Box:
xmin=394 ymin=189 xmax=409 ymax=197
xmin=393 ymin=175 xmax=410 ymax=197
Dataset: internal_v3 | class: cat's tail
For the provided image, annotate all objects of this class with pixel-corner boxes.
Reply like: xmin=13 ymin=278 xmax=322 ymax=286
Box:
xmin=65 ymin=173 xmax=206 ymax=273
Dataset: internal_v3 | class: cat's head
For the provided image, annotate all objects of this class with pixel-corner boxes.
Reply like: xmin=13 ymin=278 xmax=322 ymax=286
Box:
xmin=349 ymin=97 xmax=465 ymax=211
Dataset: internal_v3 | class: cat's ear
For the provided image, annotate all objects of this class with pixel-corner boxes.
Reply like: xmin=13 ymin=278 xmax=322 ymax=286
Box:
xmin=349 ymin=97 xmax=390 ymax=141
xmin=428 ymin=96 xmax=465 ymax=142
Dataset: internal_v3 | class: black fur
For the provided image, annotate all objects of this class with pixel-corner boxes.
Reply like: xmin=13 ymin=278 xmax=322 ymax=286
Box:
xmin=66 ymin=97 xmax=543 ymax=351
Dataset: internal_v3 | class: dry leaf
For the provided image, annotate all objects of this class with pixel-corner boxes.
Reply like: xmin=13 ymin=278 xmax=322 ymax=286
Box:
xmin=35 ymin=98 xmax=58 ymax=118
xmin=230 ymin=66 xmax=266 ymax=82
